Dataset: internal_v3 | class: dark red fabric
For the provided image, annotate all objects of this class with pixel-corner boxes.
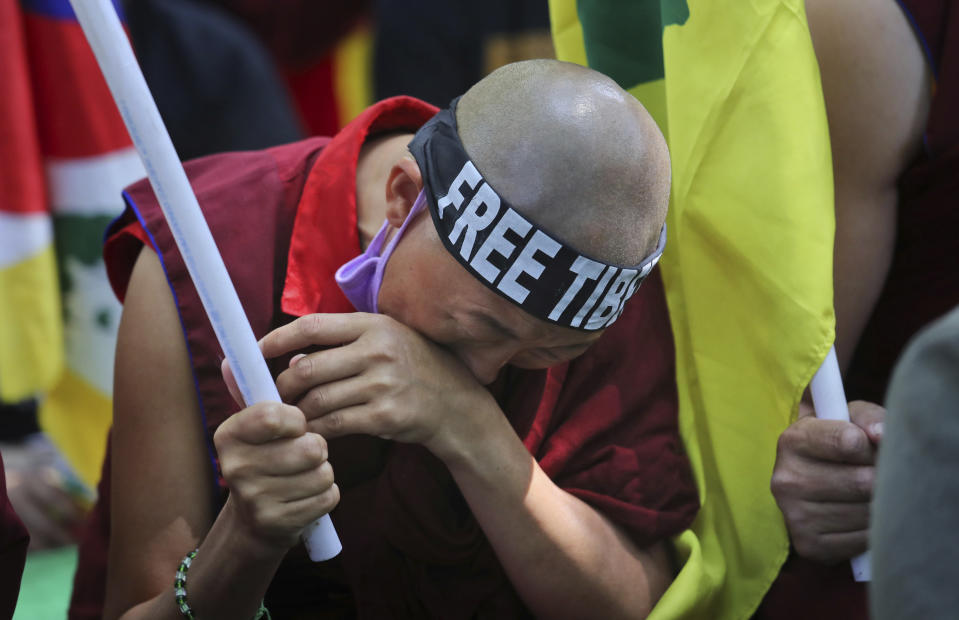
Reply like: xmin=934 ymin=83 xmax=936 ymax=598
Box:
xmin=757 ymin=3 xmax=958 ymax=618
xmin=0 ymin=453 xmax=29 ymax=619
xmin=282 ymin=58 xmax=342 ymax=138
xmin=69 ymin=437 xmax=112 ymax=620
xmin=75 ymin=96 xmax=698 ymax=618
xmin=754 ymin=557 xmax=869 ymax=620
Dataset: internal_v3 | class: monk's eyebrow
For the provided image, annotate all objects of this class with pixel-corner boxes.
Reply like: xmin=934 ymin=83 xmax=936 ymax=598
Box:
xmin=467 ymin=310 xmax=523 ymax=340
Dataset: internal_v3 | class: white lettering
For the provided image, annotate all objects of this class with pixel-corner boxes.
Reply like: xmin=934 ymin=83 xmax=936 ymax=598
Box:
xmin=437 ymin=161 xmax=482 ymax=218
xmin=547 ymin=256 xmax=606 ymax=321
xmin=470 ymin=208 xmax=530 ymax=283
xmin=585 ymin=268 xmax=639 ymax=330
xmin=622 ymin=261 xmax=653 ymax=302
xmin=498 ymin=230 xmax=561 ymax=304
xmin=448 ymin=183 xmax=501 ymax=261
xmin=570 ymin=266 xmax=616 ymax=328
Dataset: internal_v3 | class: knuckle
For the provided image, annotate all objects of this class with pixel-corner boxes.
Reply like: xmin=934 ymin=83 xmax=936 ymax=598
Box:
xmin=306 ymin=388 xmax=329 ymax=413
xmin=837 ymin=426 xmax=868 ymax=456
xmin=293 ymin=355 xmax=314 ymax=380
xmin=792 ymin=533 xmax=820 ymax=560
xmin=783 ymin=502 xmax=810 ymax=529
xmin=322 ymin=412 xmax=343 ymax=434
xmin=320 ymin=483 xmax=341 ymax=513
xmin=219 ymin=458 xmax=239 ymax=482
xmin=235 ymin=478 xmax=262 ymax=501
xmin=317 ymin=461 xmax=335 ymax=488
xmin=852 ymin=467 xmax=875 ymax=497
xmin=771 ymin=467 xmax=801 ymax=499
xmin=250 ymin=503 xmax=274 ymax=531
xmin=257 ymin=405 xmax=285 ymax=437
xmin=770 ymin=470 xmax=788 ymax=497
xmin=229 ymin=460 xmax=255 ymax=484
xmin=300 ymin=314 xmax=323 ymax=337
xmin=365 ymin=345 xmax=394 ymax=366
xmin=212 ymin=425 xmax=231 ymax=450
xmin=304 ymin=433 xmax=328 ymax=463
xmin=371 ymin=372 xmax=400 ymax=394
xmin=777 ymin=427 xmax=801 ymax=454
xmin=371 ymin=400 xmax=400 ymax=433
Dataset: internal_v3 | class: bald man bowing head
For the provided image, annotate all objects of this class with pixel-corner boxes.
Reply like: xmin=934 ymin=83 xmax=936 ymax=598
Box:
xmin=75 ymin=60 xmax=697 ymax=620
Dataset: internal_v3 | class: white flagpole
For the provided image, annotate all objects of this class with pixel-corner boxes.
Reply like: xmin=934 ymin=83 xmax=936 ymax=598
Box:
xmin=809 ymin=345 xmax=871 ymax=581
xmin=67 ymin=0 xmax=341 ymax=561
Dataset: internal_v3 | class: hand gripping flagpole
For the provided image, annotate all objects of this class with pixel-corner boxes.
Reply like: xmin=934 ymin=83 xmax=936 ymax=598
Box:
xmin=68 ymin=0 xmax=341 ymax=561
xmin=809 ymin=345 xmax=871 ymax=581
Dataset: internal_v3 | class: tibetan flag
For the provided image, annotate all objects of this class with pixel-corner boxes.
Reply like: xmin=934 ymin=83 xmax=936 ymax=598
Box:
xmin=282 ymin=20 xmax=374 ymax=136
xmin=551 ymin=1 xmax=835 ymax=618
xmin=3 ymin=0 xmax=145 ymax=489
xmin=0 ymin=0 xmax=62 ymax=403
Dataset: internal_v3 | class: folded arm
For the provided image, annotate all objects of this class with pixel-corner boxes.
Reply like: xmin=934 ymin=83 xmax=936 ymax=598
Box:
xmin=264 ymin=312 xmax=672 ymax=619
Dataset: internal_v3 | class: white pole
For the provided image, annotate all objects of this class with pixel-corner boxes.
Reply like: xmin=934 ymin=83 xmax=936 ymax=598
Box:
xmin=809 ymin=345 xmax=871 ymax=581
xmin=67 ymin=0 xmax=341 ymax=561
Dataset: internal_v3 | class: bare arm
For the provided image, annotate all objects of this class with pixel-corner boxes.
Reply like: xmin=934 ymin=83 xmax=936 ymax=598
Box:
xmin=806 ymin=0 xmax=930 ymax=371
xmin=105 ymin=246 xmax=220 ymax=618
xmin=264 ymin=313 xmax=672 ymax=619
xmin=442 ymin=400 xmax=672 ymax=619
xmin=105 ymin=247 xmax=335 ymax=619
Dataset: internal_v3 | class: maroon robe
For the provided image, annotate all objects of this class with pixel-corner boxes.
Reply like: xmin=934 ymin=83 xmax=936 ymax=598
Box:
xmin=70 ymin=97 xmax=698 ymax=618
xmin=0 ymin=453 xmax=29 ymax=619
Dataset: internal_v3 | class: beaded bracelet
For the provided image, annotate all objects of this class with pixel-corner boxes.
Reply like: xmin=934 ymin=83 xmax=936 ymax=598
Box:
xmin=173 ymin=548 xmax=271 ymax=619
xmin=174 ymin=548 xmax=198 ymax=619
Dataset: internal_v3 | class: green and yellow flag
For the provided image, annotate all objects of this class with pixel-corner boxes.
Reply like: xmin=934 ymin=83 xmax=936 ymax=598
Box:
xmin=551 ymin=1 xmax=836 ymax=618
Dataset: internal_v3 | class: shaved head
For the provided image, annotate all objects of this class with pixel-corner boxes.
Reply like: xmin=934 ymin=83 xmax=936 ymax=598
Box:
xmin=455 ymin=59 xmax=670 ymax=265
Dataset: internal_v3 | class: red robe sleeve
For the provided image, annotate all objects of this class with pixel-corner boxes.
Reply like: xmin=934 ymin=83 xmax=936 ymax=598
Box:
xmin=503 ymin=268 xmax=699 ymax=546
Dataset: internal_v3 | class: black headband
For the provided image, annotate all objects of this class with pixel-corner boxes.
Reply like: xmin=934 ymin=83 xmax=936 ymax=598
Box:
xmin=408 ymin=98 xmax=666 ymax=331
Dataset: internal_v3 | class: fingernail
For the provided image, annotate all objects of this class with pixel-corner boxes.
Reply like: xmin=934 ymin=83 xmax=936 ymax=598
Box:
xmin=871 ymin=422 xmax=883 ymax=438
xmin=290 ymin=353 xmax=306 ymax=367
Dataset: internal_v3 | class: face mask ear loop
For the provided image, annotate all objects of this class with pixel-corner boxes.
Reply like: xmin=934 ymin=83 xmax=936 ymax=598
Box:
xmin=369 ymin=189 xmax=428 ymax=313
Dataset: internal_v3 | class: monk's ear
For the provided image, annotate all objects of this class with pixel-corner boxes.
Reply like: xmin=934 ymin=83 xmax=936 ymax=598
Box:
xmin=384 ymin=156 xmax=423 ymax=227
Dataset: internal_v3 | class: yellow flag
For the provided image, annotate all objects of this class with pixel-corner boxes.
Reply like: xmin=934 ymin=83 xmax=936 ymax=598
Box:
xmin=551 ymin=1 xmax=836 ymax=617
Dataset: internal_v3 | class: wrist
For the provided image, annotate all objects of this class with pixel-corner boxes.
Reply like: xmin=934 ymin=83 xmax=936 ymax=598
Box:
xmin=217 ymin=495 xmax=299 ymax=559
xmin=168 ymin=499 xmax=288 ymax=620
xmin=424 ymin=387 xmax=491 ymax=462
xmin=431 ymin=390 xmax=526 ymax=480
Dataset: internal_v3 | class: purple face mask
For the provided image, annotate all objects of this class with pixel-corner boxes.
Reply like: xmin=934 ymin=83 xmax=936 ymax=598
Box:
xmin=335 ymin=189 xmax=428 ymax=313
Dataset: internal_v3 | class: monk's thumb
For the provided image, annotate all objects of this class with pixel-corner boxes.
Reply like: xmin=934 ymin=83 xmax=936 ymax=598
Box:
xmin=220 ymin=358 xmax=245 ymax=407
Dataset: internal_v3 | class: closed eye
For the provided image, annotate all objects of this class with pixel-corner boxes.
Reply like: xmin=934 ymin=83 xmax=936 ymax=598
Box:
xmin=465 ymin=310 xmax=524 ymax=341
